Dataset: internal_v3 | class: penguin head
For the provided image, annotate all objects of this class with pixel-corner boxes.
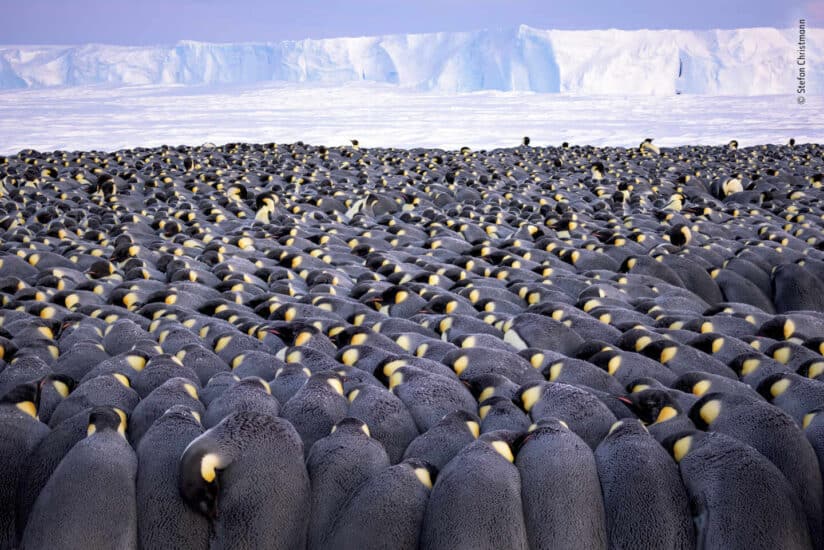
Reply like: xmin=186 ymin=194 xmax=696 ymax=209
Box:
xmin=573 ymin=340 xmax=614 ymax=360
xmin=268 ymin=321 xmax=319 ymax=348
xmin=87 ymin=406 xmax=127 ymax=437
xmin=689 ymin=333 xmax=727 ymax=357
xmin=639 ymin=339 xmax=679 ymax=365
xmin=330 ymin=416 xmax=371 ymax=437
xmin=514 ymin=382 xmax=545 ymax=413
xmin=687 ymin=393 xmax=725 ymax=430
xmin=798 ymin=359 xmax=824 ymax=380
xmin=672 ymin=373 xmax=717 ymax=397
xmin=728 ymin=352 xmax=766 ymax=378
xmin=375 ymin=360 xmax=412 ymax=388
xmin=478 ymin=430 xmax=520 ymax=462
xmin=755 ymin=373 xmax=794 ymax=402
xmin=309 ymin=372 xmax=345 ymax=396
xmin=39 ymin=374 xmax=76 ymax=399
xmin=662 ymin=430 xmax=701 ymax=463
xmin=463 ymin=373 xmax=511 ymax=402
xmin=402 ymin=458 xmax=438 ymax=489
xmin=666 ymin=223 xmax=692 ymax=247
xmin=605 ymin=418 xmax=648 ymax=439
xmin=0 ymin=381 xmax=40 ymax=418
xmin=179 ymin=436 xmax=223 ymax=519
xmin=626 ymin=389 xmax=682 ymax=425
xmin=756 ymin=316 xmax=798 ymax=341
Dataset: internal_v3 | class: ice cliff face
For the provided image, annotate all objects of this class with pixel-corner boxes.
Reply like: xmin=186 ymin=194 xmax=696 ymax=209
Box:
xmin=0 ymin=25 xmax=819 ymax=94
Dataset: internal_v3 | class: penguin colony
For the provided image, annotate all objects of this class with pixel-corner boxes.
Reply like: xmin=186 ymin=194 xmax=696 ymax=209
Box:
xmin=0 ymin=138 xmax=823 ymax=550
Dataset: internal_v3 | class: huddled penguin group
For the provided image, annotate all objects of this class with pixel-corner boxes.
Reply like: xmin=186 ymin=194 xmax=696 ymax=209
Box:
xmin=1 ymin=138 xmax=824 ymax=549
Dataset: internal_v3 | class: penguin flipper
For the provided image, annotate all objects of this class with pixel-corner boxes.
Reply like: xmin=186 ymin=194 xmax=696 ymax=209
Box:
xmin=691 ymin=494 xmax=710 ymax=550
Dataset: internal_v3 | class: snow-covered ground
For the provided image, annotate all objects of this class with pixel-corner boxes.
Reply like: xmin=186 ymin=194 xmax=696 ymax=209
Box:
xmin=0 ymin=83 xmax=818 ymax=154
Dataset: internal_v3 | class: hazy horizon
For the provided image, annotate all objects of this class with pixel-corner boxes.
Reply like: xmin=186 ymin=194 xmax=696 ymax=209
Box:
xmin=0 ymin=0 xmax=817 ymax=46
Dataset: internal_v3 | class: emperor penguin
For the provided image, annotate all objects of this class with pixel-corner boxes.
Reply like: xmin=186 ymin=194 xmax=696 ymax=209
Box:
xmin=136 ymin=406 xmax=208 ymax=550
xmin=420 ymin=431 xmax=529 ymax=550
xmin=516 ymin=419 xmax=607 ymax=549
xmin=322 ymin=458 xmax=436 ymax=550
xmin=0 ymin=383 xmax=50 ymax=549
xmin=594 ymin=420 xmax=694 ymax=549
xmin=20 ymin=407 xmax=138 ymax=550
xmin=668 ymin=430 xmax=813 ymax=550
xmin=179 ymin=411 xmax=310 ymax=550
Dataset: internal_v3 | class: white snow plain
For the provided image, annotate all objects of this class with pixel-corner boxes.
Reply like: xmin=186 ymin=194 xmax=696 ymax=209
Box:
xmin=0 ymin=82 xmax=819 ymax=155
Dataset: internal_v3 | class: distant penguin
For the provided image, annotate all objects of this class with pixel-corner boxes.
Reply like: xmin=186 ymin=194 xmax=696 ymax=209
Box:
xmin=516 ymin=419 xmax=607 ymax=550
xmin=269 ymin=364 xmax=311 ymax=404
xmin=132 ymin=354 xmax=200 ymax=398
xmin=668 ymin=430 xmax=813 ymax=550
xmin=323 ymin=458 xmax=436 ymax=550
xmin=666 ymin=223 xmax=692 ymax=247
xmin=420 ymin=432 xmax=528 ymax=550
xmin=306 ymin=417 xmax=390 ymax=550
xmin=729 ymin=352 xmax=789 ymax=388
xmin=21 ymin=407 xmax=138 ymax=550
xmin=199 ymin=372 xmax=238 ymax=407
xmin=640 ymin=138 xmax=660 ymax=155
xmin=443 ymin=347 xmax=543 ymax=385
xmin=594 ymin=420 xmax=694 ymax=550
xmin=35 ymin=374 xmax=75 ymax=425
xmin=136 ymin=406 xmax=208 ymax=550
xmin=179 ymin=411 xmax=310 ymax=550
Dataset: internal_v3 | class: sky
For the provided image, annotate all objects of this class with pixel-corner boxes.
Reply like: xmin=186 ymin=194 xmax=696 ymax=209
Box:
xmin=0 ymin=0 xmax=819 ymax=45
